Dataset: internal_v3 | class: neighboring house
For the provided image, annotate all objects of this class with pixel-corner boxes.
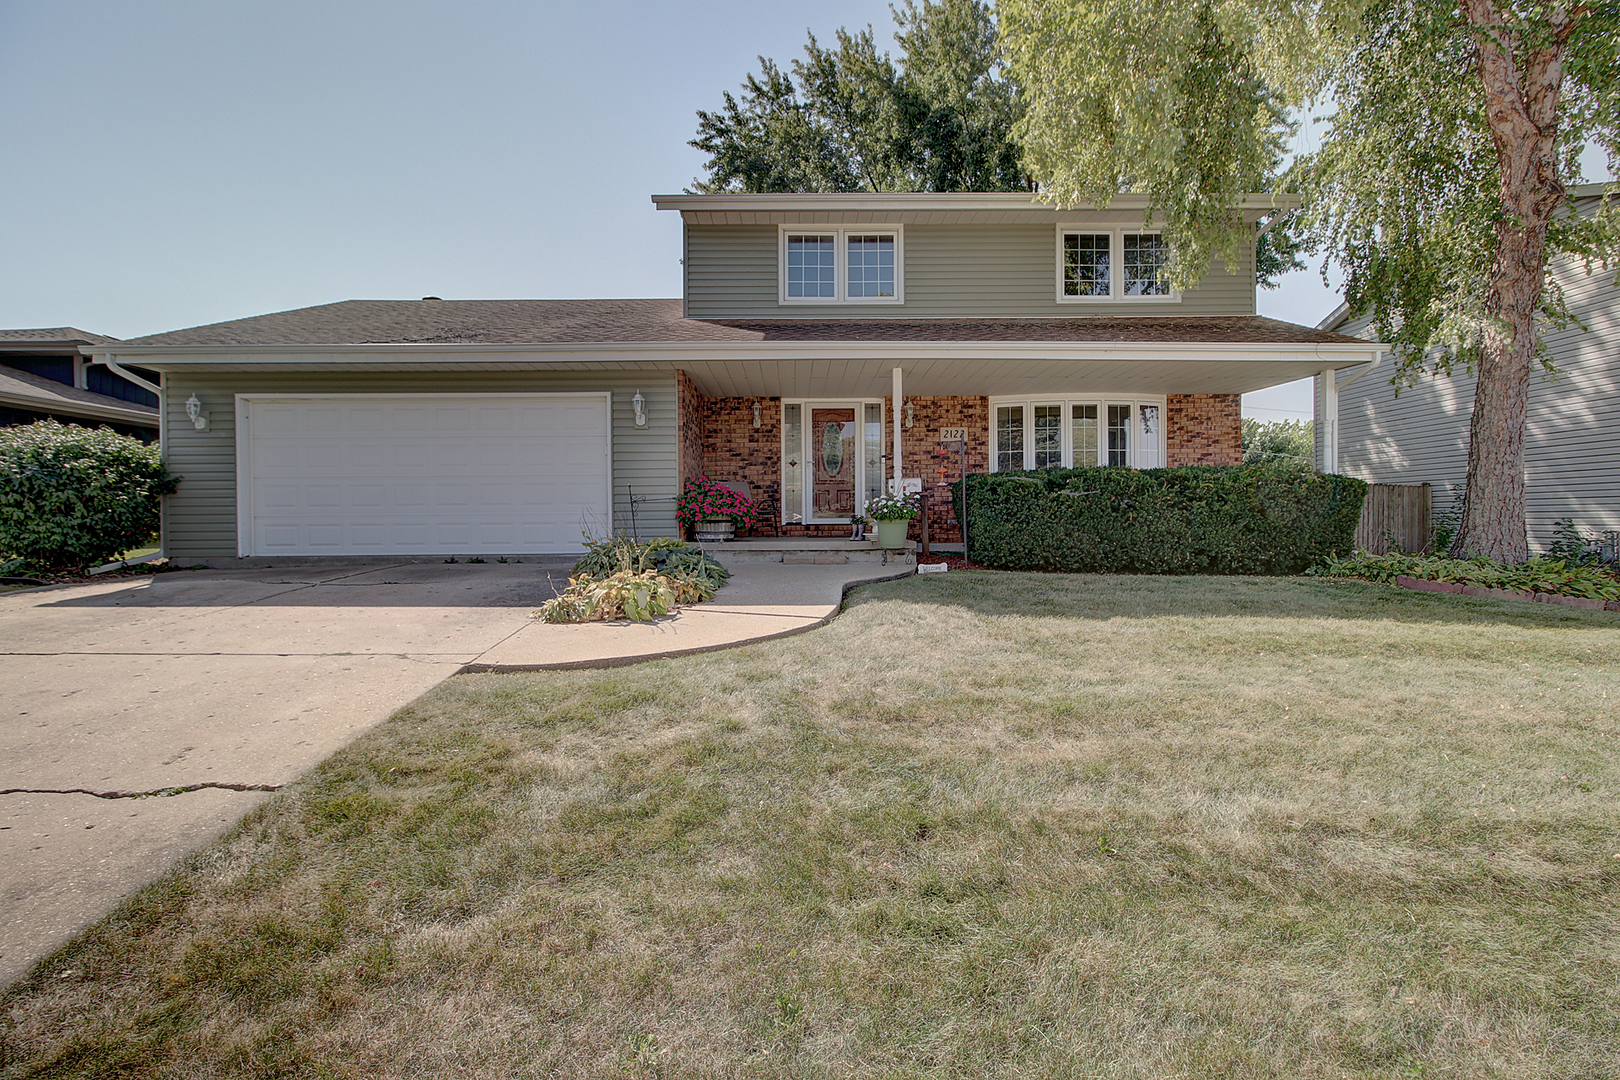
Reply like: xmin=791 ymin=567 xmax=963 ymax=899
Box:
xmin=79 ymin=192 xmax=1384 ymax=562
xmin=1 ymin=328 xmax=161 ymax=441
xmin=1315 ymin=183 xmax=1619 ymax=553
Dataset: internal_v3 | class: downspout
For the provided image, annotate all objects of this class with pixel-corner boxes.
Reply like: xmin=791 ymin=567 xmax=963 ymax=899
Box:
xmin=89 ymin=353 xmax=163 ymax=396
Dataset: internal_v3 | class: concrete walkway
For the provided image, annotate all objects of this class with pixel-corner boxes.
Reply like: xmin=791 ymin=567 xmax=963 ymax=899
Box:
xmin=0 ymin=558 xmax=908 ymax=986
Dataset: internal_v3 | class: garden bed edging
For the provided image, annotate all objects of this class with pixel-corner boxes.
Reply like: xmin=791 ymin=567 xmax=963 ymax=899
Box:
xmin=1393 ymin=574 xmax=1620 ymax=611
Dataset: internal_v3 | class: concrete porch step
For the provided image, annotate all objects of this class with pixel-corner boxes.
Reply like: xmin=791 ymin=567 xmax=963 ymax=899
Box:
xmin=707 ymin=538 xmax=918 ymax=565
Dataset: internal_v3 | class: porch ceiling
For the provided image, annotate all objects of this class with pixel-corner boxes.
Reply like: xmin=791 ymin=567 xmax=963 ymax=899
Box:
xmin=676 ymin=355 xmax=1373 ymax=399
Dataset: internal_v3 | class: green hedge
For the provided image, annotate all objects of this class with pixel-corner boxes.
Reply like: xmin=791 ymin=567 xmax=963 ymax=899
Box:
xmin=953 ymin=464 xmax=1366 ymax=575
xmin=0 ymin=421 xmax=179 ymax=572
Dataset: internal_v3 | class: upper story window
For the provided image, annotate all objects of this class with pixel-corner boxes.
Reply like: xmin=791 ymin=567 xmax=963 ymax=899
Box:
xmin=781 ymin=226 xmax=903 ymax=304
xmin=1057 ymin=227 xmax=1176 ymax=302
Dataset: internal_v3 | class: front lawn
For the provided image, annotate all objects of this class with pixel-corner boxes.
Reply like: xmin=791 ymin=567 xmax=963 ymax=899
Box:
xmin=4 ymin=574 xmax=1617 ymax=1078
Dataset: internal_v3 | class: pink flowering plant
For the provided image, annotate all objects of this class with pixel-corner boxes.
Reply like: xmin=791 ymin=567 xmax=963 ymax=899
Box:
xmin=676 ymin=475 xmax=761 ymax=532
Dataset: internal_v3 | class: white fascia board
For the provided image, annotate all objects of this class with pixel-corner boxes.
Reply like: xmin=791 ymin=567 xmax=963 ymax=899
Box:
xmin=652 ymin=192 xmax=1302 ymax=213
xmin=653 ymin=192 xmax=1301 ymax=224
xmin=1315 ymin=301 xmax=1351 ymax=331
xmin=93 ymin=339 xmax=1386 ymax=369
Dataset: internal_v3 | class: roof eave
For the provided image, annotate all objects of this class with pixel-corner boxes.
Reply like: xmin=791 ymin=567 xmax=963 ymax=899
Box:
xmin=85 ymin=339 xmax=1387 ymax=367
xmin=0 ymin=389 xmax=159 ymax=425
xmin=652 ymin=192 xmax=1301 ymax=224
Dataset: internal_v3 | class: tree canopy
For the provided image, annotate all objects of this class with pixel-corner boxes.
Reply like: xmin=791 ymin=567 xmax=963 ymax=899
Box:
xmin=1001 ymin=0 xmax=1620 ymax=562
xmin=1242 ymin=417 xmax=1316 ymax=465
xmin=689 ymin=0 xmax=1029 ymax=193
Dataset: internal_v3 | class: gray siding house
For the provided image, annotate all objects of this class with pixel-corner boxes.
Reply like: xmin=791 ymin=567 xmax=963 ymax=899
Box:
xmin=1315 ymin=184 xmax=1619 ymax=552
xmin=81 ymin=193 xmax=1384 ymax=562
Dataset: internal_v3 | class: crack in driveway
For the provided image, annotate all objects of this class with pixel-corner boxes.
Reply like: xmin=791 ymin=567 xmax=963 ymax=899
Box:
xmin=0 ymin=782 xmax=283 ymax=800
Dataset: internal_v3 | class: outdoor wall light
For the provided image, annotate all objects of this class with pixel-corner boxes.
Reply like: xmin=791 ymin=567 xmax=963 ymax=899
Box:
xmin=631 ymin=390 xmax=647 ymax=428
xmin=184 ymin=393 xmax=209 ymax=431
xmin=903 ymin=401 xmax=915 ymax=429
xmin=752 ymin=400 xmax=763 ymax=428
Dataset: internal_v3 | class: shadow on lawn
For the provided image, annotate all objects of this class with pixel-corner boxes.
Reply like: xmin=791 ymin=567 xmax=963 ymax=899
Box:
xmin=847 ymin=569 xmax=1620 ymax=631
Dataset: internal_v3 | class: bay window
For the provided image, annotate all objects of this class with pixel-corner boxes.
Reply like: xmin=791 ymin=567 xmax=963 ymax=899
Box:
xmin=990 ymin=397 xmax=1165 ymax=470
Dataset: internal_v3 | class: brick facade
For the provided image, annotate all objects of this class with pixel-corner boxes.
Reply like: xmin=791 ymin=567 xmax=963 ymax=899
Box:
xmin=1166 ymin=393 xmax=1242 ymax=466
xmin=686 ymin=390 xmax=1243 ymax=545
xmin=889 ymin=395 xmax=988 ymax=546
xmin=699 ymin=395 xmax=781 ymax=495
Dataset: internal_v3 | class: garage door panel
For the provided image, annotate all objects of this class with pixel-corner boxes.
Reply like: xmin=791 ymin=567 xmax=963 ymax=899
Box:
xmin=245 ymin=394 xmax=610 ymax=555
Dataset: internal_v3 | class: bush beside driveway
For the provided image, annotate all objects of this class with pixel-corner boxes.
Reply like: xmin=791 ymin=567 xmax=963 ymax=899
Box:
xmin=3 ymin=572 xmax=1616 ymax=1078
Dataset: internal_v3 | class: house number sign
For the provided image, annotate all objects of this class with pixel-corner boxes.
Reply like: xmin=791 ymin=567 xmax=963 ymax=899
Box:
xmin=939 ymin=427 xmax=968 ymax=441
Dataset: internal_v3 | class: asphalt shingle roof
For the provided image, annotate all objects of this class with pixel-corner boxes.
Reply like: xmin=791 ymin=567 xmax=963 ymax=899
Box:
xmin=123 ymin=299 xmax=1370 ymax=348
xmin=0 ymin=327 xmax=122 ymax=347
xmin=0 ymin=364 xmax=158 ymax=419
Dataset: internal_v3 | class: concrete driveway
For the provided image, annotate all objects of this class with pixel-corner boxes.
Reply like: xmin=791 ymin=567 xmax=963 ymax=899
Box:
xmin=0 ymin=559 xmax=568 ymax=986
xmin=0 ymin=556 xmax=912 ymax=987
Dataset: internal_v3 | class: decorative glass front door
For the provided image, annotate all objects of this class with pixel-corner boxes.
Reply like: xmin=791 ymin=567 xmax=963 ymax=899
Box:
xmin=810 ymin=407 xmax=857 ymax=519
xmin=781 ymin=401 xmax=884 ymax=524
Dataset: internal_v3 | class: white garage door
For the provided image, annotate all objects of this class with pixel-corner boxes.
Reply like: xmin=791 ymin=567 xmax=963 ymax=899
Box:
xmin=239 ymin=393 xmax=611 ymax=556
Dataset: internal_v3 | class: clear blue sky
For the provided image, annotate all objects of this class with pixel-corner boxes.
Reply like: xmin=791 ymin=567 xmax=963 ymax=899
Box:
xmin=0 ymin=1 xmax=1608 ymax=421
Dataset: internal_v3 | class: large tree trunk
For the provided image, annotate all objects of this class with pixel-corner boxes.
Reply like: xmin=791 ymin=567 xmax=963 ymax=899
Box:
xmin=1449 ymin=0 xmax=1576 ymax=563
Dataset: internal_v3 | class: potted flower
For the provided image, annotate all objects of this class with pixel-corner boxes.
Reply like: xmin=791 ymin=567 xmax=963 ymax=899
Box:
xmin=676 ymin=475 xmax=756 ymax=543
xmin=863 ymin=490 xmax=920 ymax=549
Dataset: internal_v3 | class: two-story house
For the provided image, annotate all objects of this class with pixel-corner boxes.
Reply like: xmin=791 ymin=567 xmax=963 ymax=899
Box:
xmin=79 ymin=193 xmax=1384 ymax=562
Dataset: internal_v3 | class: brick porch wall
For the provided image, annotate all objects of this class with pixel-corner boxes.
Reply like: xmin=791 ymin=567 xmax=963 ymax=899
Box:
xmin=694 ymin=391 xmax=1242 ymax=544
xmin=889 ymin=395 xmax=988 ymax=546
xmin=1166 ymin=393 xmax=1242 ymax=466
xmin=699 ymin=396 xmax=849 ymax=537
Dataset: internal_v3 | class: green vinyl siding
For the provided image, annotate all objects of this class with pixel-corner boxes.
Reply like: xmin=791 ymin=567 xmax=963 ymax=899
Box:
xmin=155 ymin=369 xmax=678 ymax=559
xmin=684 ymin=223 xmax=1257 ymax=319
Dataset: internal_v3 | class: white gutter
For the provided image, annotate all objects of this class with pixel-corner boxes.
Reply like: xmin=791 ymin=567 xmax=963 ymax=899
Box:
xmin=88 ymin=353 xmax=163 ymax=396
xmin=90 ymin=340 xmax=1388 ymax=364
xmin=652 ymin=192 xmax=1304 ymax=214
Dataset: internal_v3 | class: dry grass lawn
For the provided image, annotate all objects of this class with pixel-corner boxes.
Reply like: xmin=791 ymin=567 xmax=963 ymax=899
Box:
xmin=3 ymin=572 xmax=1617 ymax=1079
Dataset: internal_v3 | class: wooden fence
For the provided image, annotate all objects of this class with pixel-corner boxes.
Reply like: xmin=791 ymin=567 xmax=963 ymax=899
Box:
xmin=1355 ymin=483 xmax=1433 ymax=554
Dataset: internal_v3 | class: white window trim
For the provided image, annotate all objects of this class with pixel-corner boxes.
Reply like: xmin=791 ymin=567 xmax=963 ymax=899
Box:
xmin=779 ymin=225 xmax=905 ymax=305
xmin=989 ymin=395 xmax=1168 ymax=471
xmin=1054 ymin=225 xmax=1180 ymax=304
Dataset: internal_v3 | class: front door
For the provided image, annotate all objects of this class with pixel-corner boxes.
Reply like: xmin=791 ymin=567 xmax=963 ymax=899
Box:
xmin=810 ymin=406 xmax=858 ymax=520
xmin=782 ymin=400 xmax=884 ymax=525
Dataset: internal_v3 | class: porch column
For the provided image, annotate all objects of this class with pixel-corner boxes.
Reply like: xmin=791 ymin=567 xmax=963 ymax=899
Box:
xmin=1319 ymin=367 xmax=1338 ymax=473
xmin=892 ymin=366 xmax=903 ymax=493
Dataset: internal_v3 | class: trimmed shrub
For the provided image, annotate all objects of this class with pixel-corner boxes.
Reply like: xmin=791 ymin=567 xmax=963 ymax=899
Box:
xmin=953 ymin=463 xmax=1366 ymax=575
xmin=0 ymin=421 xmax=179 ymax=572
